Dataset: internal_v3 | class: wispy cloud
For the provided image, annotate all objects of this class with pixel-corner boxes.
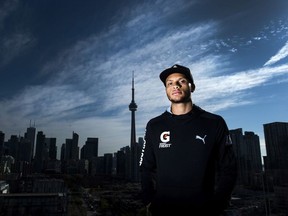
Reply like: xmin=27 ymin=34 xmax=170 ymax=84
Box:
xmin=0 ymin=0 xmax=19 ymax=28
xmin=0 ymin=32 xmax=36 ymax=67
xmin=0 ymin=0 xmax=36 ymax=67
xmin=193 ymin=63 xmax=288 ymax=111
xmin=264 ymin=41 xmax=288 ymax=66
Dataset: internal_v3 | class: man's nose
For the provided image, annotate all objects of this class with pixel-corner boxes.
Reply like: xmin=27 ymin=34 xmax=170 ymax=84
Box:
xmin=173 ymin=82 xmax=181 ymax=88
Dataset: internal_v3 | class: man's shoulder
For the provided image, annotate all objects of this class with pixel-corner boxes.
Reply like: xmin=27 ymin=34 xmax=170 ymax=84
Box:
xmin=201 ymin=110 xmax=223 ymax=120
xmin=147 ymin=111 xmax=169 ymax=124
xmin=196 ymin=105 xmax=225 ymax=122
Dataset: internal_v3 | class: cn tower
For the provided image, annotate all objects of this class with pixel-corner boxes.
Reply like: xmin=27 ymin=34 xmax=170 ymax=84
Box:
xmin=129 ymin=71 xmax=138 ymax=181
xmin=129 ymin=71 xmax=137 ymax=146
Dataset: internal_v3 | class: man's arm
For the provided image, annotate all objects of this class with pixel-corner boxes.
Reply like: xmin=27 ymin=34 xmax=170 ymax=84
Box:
xmin=214 ymin=119 xmax=238 ymax=212
xmin=139 ymin=124 xmax=157 ymax=205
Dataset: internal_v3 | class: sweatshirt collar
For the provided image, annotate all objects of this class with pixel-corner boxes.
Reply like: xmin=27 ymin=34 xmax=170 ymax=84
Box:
xmin=165 ymin=104 xmax=204 ymax=117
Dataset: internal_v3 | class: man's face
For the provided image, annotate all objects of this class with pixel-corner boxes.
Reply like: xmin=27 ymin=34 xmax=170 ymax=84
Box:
xmin=165 ymin=73 xmax=191 ymax=103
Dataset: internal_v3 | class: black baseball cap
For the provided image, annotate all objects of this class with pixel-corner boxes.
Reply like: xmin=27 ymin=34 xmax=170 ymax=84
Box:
xmin=159 ymin=64 xmax=194 ymax=86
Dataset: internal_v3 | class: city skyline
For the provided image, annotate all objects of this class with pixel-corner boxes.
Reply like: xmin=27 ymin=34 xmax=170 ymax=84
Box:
xmin=0 ymin=0 xmax=288 ymax=156
xmin=1 ymin=120 xmax=287 ymax=159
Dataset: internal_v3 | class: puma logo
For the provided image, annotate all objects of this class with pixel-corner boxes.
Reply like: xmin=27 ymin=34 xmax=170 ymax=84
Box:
xmin=196 ymin=135 xmax=207 ymax=144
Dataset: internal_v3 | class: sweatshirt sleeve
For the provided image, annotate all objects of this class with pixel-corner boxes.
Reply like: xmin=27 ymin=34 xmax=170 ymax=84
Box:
xmin=213 ymin=117 xmax=238 ymax=212
xmin=139 ymin=122 xmax=157 ymax=205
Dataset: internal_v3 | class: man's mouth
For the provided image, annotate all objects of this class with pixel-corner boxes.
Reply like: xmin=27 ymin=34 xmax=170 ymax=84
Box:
xmin=172 ymin=91 xmax=181 ymax=95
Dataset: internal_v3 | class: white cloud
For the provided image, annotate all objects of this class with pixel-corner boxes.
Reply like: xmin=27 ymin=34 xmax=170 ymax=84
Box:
xmin=264 ymin=41 xmax=288 ymax=66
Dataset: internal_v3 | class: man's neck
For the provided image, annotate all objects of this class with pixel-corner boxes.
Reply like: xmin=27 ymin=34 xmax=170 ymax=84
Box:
xmin=171 ymin=101 xmax=193 ymax=115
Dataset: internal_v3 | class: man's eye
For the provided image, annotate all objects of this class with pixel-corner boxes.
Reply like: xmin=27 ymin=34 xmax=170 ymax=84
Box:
xmin=167 ymin=82 xmax=173 ymax=86
xmin=180 ymin=79 xmax=187 ymax=84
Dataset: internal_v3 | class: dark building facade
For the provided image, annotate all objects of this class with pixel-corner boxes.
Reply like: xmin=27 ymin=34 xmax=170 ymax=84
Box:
xmin=263 ymin=122 xmax=288 ymax=215
xmin=25 ymin=125 xmax=36 ymax=162
xmin=263 ymin=121 xmax=288 ymax=185
xmin=34 ymin=131 xmax=46 ymax=173
xmin=47 ymin=138 xmax=57 ymax=160
xmin=229 ymin=128 xmax=262 ymax=187
xmin=80 ymin=137 xmax=98 ymax=160
xmin=64 ymin=132 xmax=79 ymax=161
xmin=0 ymin=131 xmax=5 ymax=157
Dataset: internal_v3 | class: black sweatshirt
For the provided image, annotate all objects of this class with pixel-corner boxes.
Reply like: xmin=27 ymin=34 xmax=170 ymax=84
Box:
xmin=139 ymin=105 xmax=237 ymax=215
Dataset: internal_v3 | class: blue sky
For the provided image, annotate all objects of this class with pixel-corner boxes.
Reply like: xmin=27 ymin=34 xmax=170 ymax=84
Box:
xmin=0 ymin=0 xmax=287 ymax=157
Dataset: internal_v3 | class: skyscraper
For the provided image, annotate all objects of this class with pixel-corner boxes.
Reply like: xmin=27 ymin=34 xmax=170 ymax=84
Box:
xmin=25 ymin=123 xmax=36 ymax=162
xmin=46 ymin=137 xmax=57 ymax=160
xmin=80 ymin=137 xmax=98 ymax=160
xmin=65 ymin=132 xmax=79 ymax=160
xmin=34 ymin=131 xmax=46 ymax=172
xmin=263 ymin=122 xmax=288 ymax=185
xmin=0 ymin=131 xmax=4 ymax=157
xmin=230 ymin=128 xmax=262 ymax=186
xmin=263 ymin=122 xmax=288 ymax=215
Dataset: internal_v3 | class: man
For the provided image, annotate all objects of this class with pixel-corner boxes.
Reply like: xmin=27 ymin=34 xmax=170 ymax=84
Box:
xmin=139 ymin=64 xmax=237 ymax=216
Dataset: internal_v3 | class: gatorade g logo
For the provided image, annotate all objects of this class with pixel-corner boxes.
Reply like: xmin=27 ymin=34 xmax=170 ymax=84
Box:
xmin=160 ymin=131 xmax=170 ymax=143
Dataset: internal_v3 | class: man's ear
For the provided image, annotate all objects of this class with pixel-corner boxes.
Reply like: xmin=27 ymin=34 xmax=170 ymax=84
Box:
xmin=189 ymin=83 xmax=195 ymax=92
